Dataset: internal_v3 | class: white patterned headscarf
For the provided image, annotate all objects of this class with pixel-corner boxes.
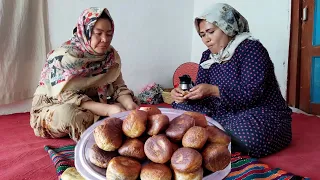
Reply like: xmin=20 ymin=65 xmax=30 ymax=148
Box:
xmin=195 ymin=3 xmax=257 ymax=68
xmin=195 ymin=3 xmax=249 ymax=36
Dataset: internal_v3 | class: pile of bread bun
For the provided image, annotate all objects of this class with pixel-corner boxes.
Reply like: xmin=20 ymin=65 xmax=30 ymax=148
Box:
xmin=89 ymin=106 xmax=231 ymax=180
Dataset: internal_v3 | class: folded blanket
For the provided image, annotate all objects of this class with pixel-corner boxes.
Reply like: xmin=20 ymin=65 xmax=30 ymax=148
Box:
xmin=45 ymin=145 xmax=75 ymax=179
xmin=45 ymin=145 xmax=309 ymax=180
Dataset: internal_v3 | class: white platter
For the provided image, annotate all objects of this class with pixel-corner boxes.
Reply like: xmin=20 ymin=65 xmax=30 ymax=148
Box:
xmin=75 ymin=108 xmax=231 ymax=180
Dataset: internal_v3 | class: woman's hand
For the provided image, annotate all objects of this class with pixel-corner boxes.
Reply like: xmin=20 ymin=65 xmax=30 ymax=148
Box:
xmin=80 ymin=101 xmax=125 ymax=116
xmin=122 ymin=102 xmax=139 ymax=110
xmin=184 ymin=84 xmax=220 ymax=100
xmin=117 ymin=95 xmax=139 ymax=110
xmin=171 ymin=88 xmax=186 ymax=103
xmin=104 ymin=104 xmax=126 ymax=116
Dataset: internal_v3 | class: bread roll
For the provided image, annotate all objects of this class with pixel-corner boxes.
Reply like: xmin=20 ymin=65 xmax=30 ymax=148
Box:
xmin=165 ymin=114 xmax=195 ymax=142
xmin=122 ymin=110 xmax=148 ymax=138
xmin=139 ymin=106 xmax=162 ymax=116
xmin=183 ymin=111 xmax=207 ymax=127
xmin=88 ymin=144 xmax=118 ymax=168
xmin=106 ymin=156 xmax=141 ymax=180
xmin=147 ymin=114 xmax=169 ymax=136
xmin=118 ymin=138 xmax=146 ymax=161
xmin=206 ymin=126 xmax=231 ymax=146
xmin=171 ymin=147 xmax=202 ymax=173
xmin=140 ymin=163 xmax=172 ymax=180
xmin=173 ymin=167 xmax=203 ymax=180
xmin=61 ymin=167 xmax=85 ymax=180
xmin=182 ymin=126 xmax=208 ymax=149
xmin=202 ymin=143 xmax=231 ymax=172
xmin=93 ymin=117 xmax=123 ymax=151
xmin=144 ymin=135 xmax=173 ymax=164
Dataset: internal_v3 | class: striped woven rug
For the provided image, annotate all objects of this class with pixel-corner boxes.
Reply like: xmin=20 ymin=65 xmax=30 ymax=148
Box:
xmin=45 ymin=145 xmax=309 ymax=180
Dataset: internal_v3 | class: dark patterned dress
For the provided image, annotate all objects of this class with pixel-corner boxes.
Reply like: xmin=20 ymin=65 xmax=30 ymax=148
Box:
xmin=173 ymin=40 xmax=292 ymax=158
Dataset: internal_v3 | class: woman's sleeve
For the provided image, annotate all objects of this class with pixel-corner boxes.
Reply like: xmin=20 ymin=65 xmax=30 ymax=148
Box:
xmin=218 ymin=41 xmax=272 ymax=108
xmin=112 ymin=72 xmax=134 ymax=101
xmin=57 ymin=90 xmax=92 ymax=106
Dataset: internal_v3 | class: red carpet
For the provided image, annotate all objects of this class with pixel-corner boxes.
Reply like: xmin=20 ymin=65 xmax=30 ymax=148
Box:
xmin=261 ymin=113 xmax=320 ymax=179
xmin=0 ymin=113 xmax=73 ymax=180
xmin=0 ymin=111 xmax=318 ymax=180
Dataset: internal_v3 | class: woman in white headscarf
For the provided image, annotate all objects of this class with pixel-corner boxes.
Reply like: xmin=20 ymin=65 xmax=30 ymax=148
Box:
xmin=171 ymin=3 xmax=292 ymax=158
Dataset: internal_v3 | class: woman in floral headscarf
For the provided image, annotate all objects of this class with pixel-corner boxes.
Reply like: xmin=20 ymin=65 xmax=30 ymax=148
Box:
xmin=171 ymin=3 xmax=292 ymax=158
xmin=30 ymin=7 xmax=139 ymax=141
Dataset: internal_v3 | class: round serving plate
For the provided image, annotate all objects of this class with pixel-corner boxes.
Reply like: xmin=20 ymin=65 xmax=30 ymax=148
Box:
xmin=75 ymin=108 xmax=231 ymax=180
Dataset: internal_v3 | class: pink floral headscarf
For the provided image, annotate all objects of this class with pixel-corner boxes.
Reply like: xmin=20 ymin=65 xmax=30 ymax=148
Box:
xmin=38 ymin=7 xmax=118 ymax=102
xmin=61 ymin=7 xmax=115 ymax=56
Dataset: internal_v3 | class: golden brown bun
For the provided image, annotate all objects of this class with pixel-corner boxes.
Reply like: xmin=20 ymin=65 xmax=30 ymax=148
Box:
xmin=171 ymin=147 xmax=202 ymax=173
xmin=165 ymin=114 xmax=195 ymax=142
xmin=183 ymin=111 xmax=208 ymax=127
xmin=122 ymin=110 xmax=148 ymax=138
xmin=106 ymin=156 xmax=141 ymax=180
xmin=93 ymin=117 xmax=123 ymax=151
xmin=139 ymin=106 xmax=162 ymax=116
xmin=118 ymin=138 xmax=146 ymax=161
xmin=61 ymin=167 xmax=85 ymax=180
xmin=88 ymin=144 xmax=118 ymax=168
xmin=140 ymin=163 xmax=172 ymax=180
xmin=202 ymin=143 xmax=231 ymax=172
xmin=182 ymin=126 xmax=208 ymax=149
xmin=147 ymin=114 xmax=170 ymax=136
xmin=144 ymin=135 xmax=173 ymax=164
xmin=206 ymin=126 xmax=231 ymax=146
xmin=173 ymin=167 xmax=203 ymax=180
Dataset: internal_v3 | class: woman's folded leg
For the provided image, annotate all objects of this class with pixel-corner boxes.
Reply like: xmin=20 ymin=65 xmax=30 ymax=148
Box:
xmin=30 ymin=103 xmax=97 ymax=141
